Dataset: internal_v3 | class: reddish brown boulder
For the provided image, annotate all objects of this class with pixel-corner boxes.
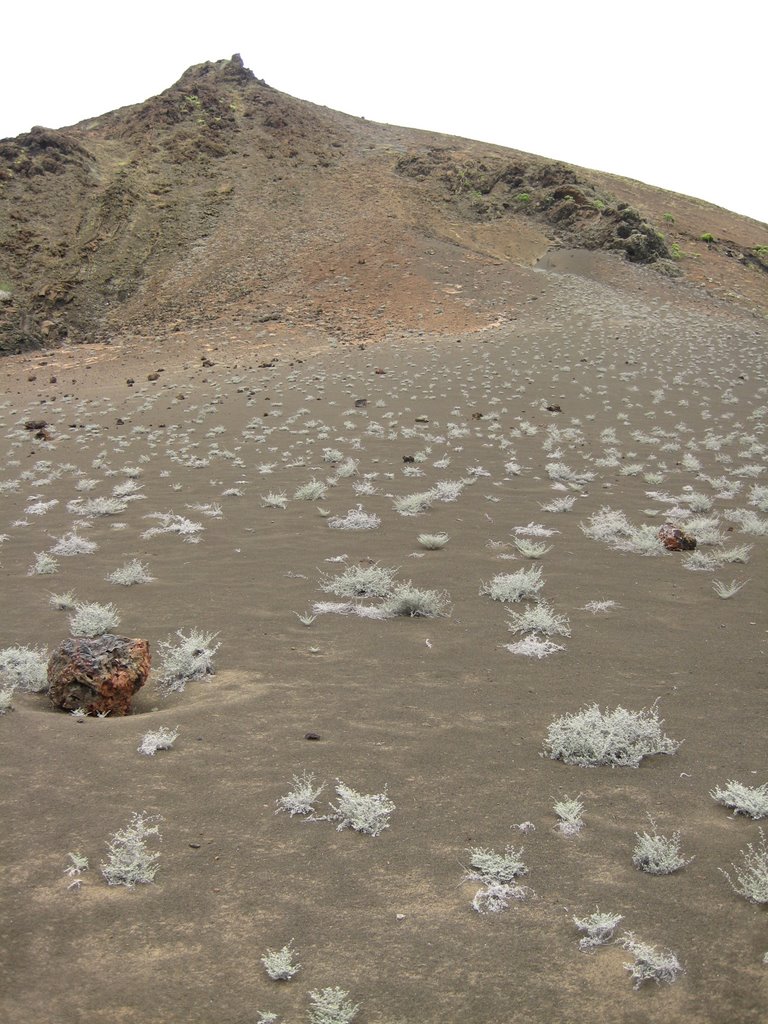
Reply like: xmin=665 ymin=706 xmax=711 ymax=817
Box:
xmin=48 ymin=635 xmax=150 ymax=716
xmin=658 ymin=523 xmax=697 ymax=552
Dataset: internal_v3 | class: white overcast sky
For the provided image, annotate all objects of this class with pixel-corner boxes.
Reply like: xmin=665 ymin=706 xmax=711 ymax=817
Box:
xmin=3 ymin=0 xmax=766 ymax=224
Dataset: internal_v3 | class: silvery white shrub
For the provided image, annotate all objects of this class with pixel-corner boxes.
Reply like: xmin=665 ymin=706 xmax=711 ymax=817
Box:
xmin=466 ymin=846 xmax=527 ymax=884
xmin=503 ymin=636 xmax=565 ymax=658
xmin=64 ymin=852 xmax=89 ymax=889
xmin=330 ymin=782 xmax=394 ymax=836
xmin=471 ymin=881 xmax=524 ymax=914
xmin=294 ymin=479 xmax=328 ymax=501
xmin=101 ymin=812 xmax=162 ymax=887
xmin=69 ymin=496 xmax=128 ymax=517
xmin=106 ymin=560 xmax=156 ymax=586
xmin=711 ymin=781 xmax=768 ymax=820
xmin=261 ymin=940 xmax=300 ymax=981
xmin=619 ymin=933 xmax=682 ymax=988
xmin=393 ymin=491 xmax=434 ymax=516
xmin=507 ymin=601 xmax=570 ymax=637
xmin=747 ymin=484 xmax=768 ymax=512
xmin=430 ymin=479 xmax=465 ymax=502
xmin=294 ymin=612 xmax=317 ymax=626
xmin=682 ymin=550 xmax=723 ymax=572
xmin=554 ymin=796 xmax=584 ymax=836
xmin=543 ymin=703 xmax=680 ymax=768
xmin=327 ymin=506 xmax=381 ymax=530
xmin=718 ymin=543 xmax=752 ymax=563
xmin=0 ymin=687 xmax=14 ymax=714
xmin=322 ymin=448 xmax=343 ymax=463
xmin=28 ymin=551 xmax=59 ymax=575
xmin=50 ymin=531 xmax=98 ymax=556
xmin=49 ymin=590 xmax=77 ymax=611
xmin=720 ymin=829 xmax=768 ymax=904
xmin=261 ymin=492 xmax=288 ymax=509
xmin=712 ymin=579 xmax=749 ymax=599
xmin=513 ymin=538 xmax=552 ymax=558
xmin=417 ymin=532 xmax=449 ymax=550
xmin=582 ymin=599 xmax=620 ymax=613
xmin=276 ymin=771 xmax=325 ymax=817
xmin=616 ymin=525 xmax=667 ymax=557
xmin=466 ymin=845 xmax=530 ymax=913
xmin=141 ymin=512 xmax=204 ymax=541
xmin=0 ymin=645 xmax=49 ymax=692
xmin=155 ymin=629 xmax=220 ymax=694
xmin=573 ymin=909 xmax=623 ymax=951
xmin=307 ymin=987 xmax=359 ymax=1024
xmin=632 ymin=820 xmax=692 ymax=874
xmin=138 ymin=727 xmax=179 ymax=756
xmin=380 ymin=583 xmax=450 ymax=618
xmin=69 ymin=602 xmax=121 ymax=638
xmin=336 ymin=458 xmax=358 ymax=478
xmin=480 ymin=566 xmax=543 ymax=603
xmin=540 ymin=495 xmax=576 ymax=512
xmin=319 ymin=563 xmax=398 ymax=599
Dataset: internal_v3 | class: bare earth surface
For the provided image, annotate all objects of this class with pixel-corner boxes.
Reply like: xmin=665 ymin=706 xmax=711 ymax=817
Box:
xmin=1 ymin=248 xmax=766 ymax=1024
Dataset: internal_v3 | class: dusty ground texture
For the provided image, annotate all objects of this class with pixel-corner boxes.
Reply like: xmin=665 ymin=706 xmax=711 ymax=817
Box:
xmin=0 ymin=247 xmax=766 ymax=1024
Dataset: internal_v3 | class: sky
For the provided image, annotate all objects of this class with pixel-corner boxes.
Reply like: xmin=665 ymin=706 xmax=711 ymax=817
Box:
xmin=2 ymin=0 xmax=766 ymax=224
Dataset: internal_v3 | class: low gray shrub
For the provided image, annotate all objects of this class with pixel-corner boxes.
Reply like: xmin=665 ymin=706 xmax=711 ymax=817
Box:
xmin=49 ymin=590 xmax=77 ymax=611
xmin=261 ymin=940 xmax=300 ymax=981
xmin=319 ymin=563 xmax=398 ymax=599
xmin=465 ymin=844 xmax=530 ymax=913
xmin=466 ymin=846 xmax=527 ymax=885
xmin=507 ymin=601 xmax=570 ymax=637
xmin=106 ymin=559 xmax=155 ymax=586
xmin=543 ymin=703 xmax=680 ymax=768
xmin=308 ymin=987 xmax=359 ymax=1024
xmin=417 ymin=532 xmax=449 ymax=550
xmin=330 ymin=782 xmax=394 ymax=837
xmin=138 ymin=727 xmax=179 ymax=756
xmin=28 ymin=551 xmax=59 ymax=575
xmin=380 ymin=583 xmax=450 ymax=618
xmin=632 ymin=819 xmax=692 ymax=874
xmin=573 ymin=908 xmax=623 ymax=951
xmin=69 ymin=602 xmax=121 ymax=638
xmin=0 ymin=645 xmax=48 ymax=692
xmin=49 ymin=531 xmax=98 ymax=556
xmin=101 ymin=812 xmax=162 ymax=887
xmin=293 ymin=479 xmax=328 ymax=501
xmin=618 ymin=932 xmax=683 ymax=988
xmin=155 ymin=629 xmax=220 ymax=695
xmin=721 ymin=828 xmax=768 ymax=903
xmin=327 ymin=506 xmax=381 ymax=530
xmin=554 ymin=796 xmax=584 ymax=836
xmin=275 ymin=771 xmax=325 ymax=817
xmin=480 ymin=566 xmax=543 ymax=603
xmin=711 ymin=780 xmax=768 ymax=819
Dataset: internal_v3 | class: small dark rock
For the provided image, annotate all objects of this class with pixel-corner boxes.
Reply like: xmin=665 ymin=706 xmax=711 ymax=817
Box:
xmin=304 ymin=732 xmax=321 ymax=741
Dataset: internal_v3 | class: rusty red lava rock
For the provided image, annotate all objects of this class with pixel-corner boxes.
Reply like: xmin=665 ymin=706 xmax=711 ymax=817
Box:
xmin=658 ymin=523 xmax=697 ymax=552
xmin=47 ymin=635 xmax=151 ymax=716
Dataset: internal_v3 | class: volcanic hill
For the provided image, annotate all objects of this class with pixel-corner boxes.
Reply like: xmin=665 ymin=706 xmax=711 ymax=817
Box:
xmin=0 ymin=53 xmax=766 ymax=354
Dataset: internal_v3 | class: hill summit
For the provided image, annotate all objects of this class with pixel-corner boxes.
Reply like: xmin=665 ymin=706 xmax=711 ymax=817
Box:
xmin=1 ymin=53 xmax=766 ymax=353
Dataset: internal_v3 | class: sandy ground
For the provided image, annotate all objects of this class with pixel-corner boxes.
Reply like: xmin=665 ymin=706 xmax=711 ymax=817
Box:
xmin=1 ymin=253 xmax=766 ymax=1023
